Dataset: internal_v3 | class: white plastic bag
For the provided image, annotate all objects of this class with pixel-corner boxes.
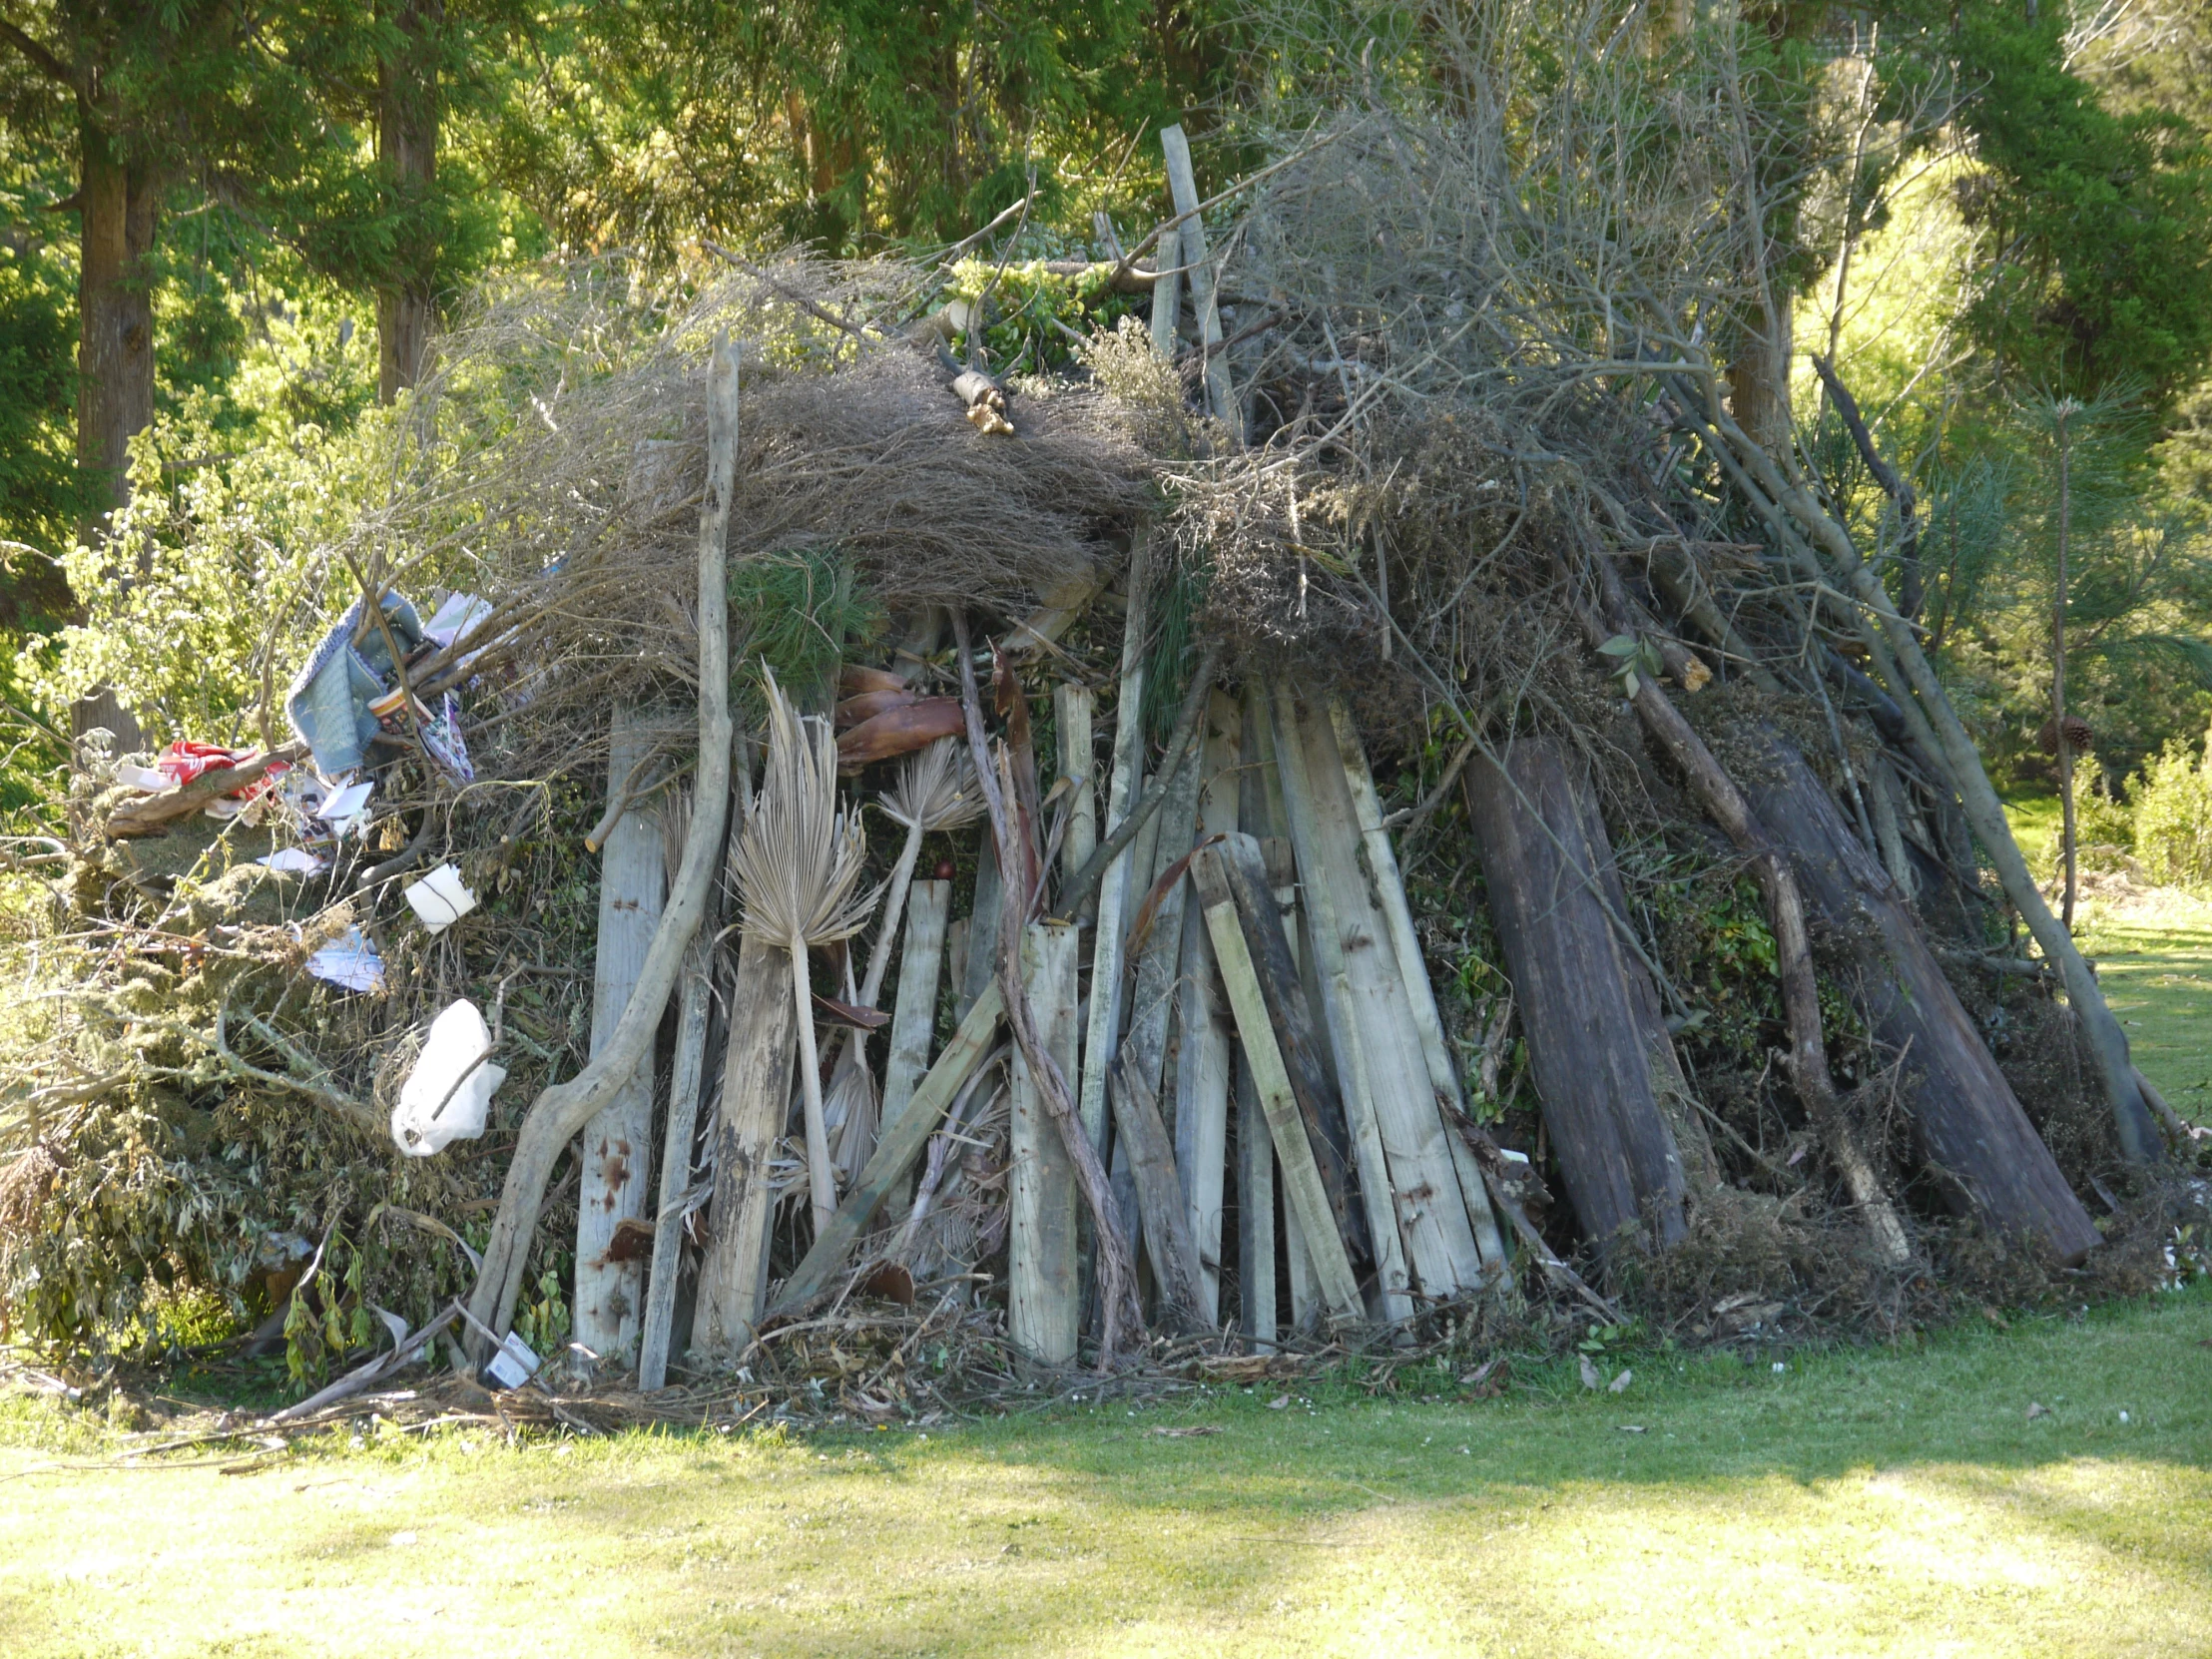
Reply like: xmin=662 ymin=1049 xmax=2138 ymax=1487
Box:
xmin=391 ymin=999 xmax=505 ymax=1156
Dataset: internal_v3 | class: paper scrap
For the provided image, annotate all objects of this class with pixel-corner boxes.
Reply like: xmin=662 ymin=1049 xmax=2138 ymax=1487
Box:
xmin=306 ymin=926 xmax=384 ymax=993
xmin=404 ymin=862 xmax=478 ymax=932
xmin=257 ymin=847 xmax=327 ymax=874
xmin=317 ymin=779 xmax=375 ymax=837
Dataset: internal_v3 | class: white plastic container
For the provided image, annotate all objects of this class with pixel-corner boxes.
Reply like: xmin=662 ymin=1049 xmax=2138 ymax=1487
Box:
xmin=390 ymin=999 xmax=505 ymax=1155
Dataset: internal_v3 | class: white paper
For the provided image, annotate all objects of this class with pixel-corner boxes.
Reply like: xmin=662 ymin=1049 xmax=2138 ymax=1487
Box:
xmin=257 ymin=847 xmax=327 ymax=874
xmin=306 ymin=926 xmax=384 ymax=993
xmin=422 ymin=591 xmax=491 ymax=650
xmin=391 ymin=998 xmax=504 ymax=1155
xmin=485 ymin=1331 xmax=540 ymax=1390
xmin=403 ymin=862 xmax=477 ymax=932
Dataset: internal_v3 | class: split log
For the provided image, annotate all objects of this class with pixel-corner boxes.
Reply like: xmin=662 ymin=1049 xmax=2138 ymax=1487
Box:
xmin=1463 ymin=739 xmax=1690 ymax=1252
xmin=575 ymin=707 xmax=667 ymax=1362
xmin=464 ymin=335 xmax=739 ymax=1362
xmin=1275 ymin=688 xmax=1487 ymax=1303
xmin=1010 ymin=921 xmax=1083 ymax=1364
xmin=770 ymin=981 xmax=1005 ymax=1316
xmin=1192 ymin=839 xmax=1364 ymax=1321
xmin=1325 ymin=697 xmax=1509 ymax=1274
xmin=876 ymin=877 xmax=950 ymax=1219
xmin=1175 ymin=689 xmax=1241 ymax=1319
xmin=1740 ymin=733 xmax=2100 ymax=1263
xmin=692 ymin=932 xmax=798 ymax=1353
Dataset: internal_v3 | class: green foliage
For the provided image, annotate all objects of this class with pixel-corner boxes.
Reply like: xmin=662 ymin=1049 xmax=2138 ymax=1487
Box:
xmin=729 ymin=546 xmax=885 ymax=716
xmin=0 ymin=239 xmax=82 ymax=622
xmin=2126 ymin=726 xmax=2212 ymax=890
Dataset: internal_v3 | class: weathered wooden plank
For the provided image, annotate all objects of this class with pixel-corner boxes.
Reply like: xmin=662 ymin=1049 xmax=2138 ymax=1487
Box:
xmin=1010 ymin=921 xmax=1082 ymax=1364
xmin=1326 ymin=698 xmax=1511 ymax=1274
xmin=1193 ymin=842 xmax=1364 ymax=1321
xmin=1053 ymin=684 xmax=1098 ymax=916
xmin=1175 ymin=688 xmax=1241 ymax=1320
xmin=576 ymin=706 xmax=667 ymax=1363
xmin=956 ymin=828 xmax=1000 ymax=1023
xmin=1463 ymin=739 xmax=1689 ymax=1251
xmin=1741 ymin=732 xmax=2100 ymax=1263
xmin=770 ymin=980 xmax=1005 ymax=1317
xmin=1160 ymin=125 xmax=1241 ymax=441
xmin=878 ymin=878 xmax=950 ymax=1221
xmin=637 ymin=937 xmax=713 ymax=1391
xmin=1235 ymin=1052 xmax=1277 ymax=1349
xmin=693 ymin=931 xmax=799 ymax=1355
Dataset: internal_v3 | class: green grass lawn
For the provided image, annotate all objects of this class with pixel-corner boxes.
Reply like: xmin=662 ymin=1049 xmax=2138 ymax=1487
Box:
xmin=6 ymin=1289 xmax=2212 ymax=1658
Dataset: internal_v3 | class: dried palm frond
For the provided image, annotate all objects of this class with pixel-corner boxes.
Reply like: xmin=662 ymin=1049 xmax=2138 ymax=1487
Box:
xmin=733 ymin=667 xmax=878 ymax=1233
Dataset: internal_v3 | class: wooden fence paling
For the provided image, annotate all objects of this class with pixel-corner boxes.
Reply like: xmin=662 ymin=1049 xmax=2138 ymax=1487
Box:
xmin=1010 ymin=922 xmax=1083 ymax=1364
xmin=877 ymin=878 xmax=951 ymax=1222
xmin=575 ymin=706 xmax=667 ymax=1362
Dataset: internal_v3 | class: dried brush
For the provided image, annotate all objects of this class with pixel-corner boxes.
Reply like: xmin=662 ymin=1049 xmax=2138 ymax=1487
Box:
xmin=732 ymin=668 xmax=879 ymax=1234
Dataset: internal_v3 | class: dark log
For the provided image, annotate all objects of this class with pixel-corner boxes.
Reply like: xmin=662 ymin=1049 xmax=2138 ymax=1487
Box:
xmin=1463 ymin=740 xmax=1689 ymax=1252
xmin=1739 ymin=733 xmax=2101 ymax=1264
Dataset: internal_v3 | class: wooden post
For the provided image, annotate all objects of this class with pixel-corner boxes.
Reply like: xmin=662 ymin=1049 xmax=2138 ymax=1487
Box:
xmin=1054 ymin=683 xmax=1098 ymax=916
xmin=1078 ymin=546 xmax=1152 ymax=1161
xmin=1463 ymin=740 xmax=1690 ymax=1251
xmin=1274 ymin=686 xmax=1489 ymax=1306
xmin=1160 ymin=124 xmax=1242 ymax=441
xmin=1117 ymin=735 xmax=1204 ymax=1223
xmin=1148 ymin=218 xmax=1182 ymax=359
xmin=692 ymin=932 xmax=798 ymax=1355
xmin=637 ymin=934 xmax=713 ymax=1390
xmin=1194 ymin=842 xmax=1364 ymax=1321
xmin=1326 ymin=698 xmax=1510 ymax=1273
xmin=1010 ymin=921 xmax=1082 ymax=1365
xmin=878 ymin=879 xmax=950 ymax=1220
xmin=1175 ymin=689 xmax=1240 ymax=1319
xmin=575 ymin=707 xmax=666 ymax=1364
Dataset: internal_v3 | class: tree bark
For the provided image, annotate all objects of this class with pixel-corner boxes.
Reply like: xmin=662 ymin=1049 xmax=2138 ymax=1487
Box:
xmin=1463 ymin=740 xmax=1690 ymax=1253
xmin=377 ymin=0 xmax=441 ymax=401
xmin=1739 ymin=733 xmax=2101 ymax=1264
xmin=72 ymin=113 xmax=157 ymax=755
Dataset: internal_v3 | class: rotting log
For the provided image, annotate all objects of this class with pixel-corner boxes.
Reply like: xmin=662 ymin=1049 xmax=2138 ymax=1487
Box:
xmin=1176 ymin=688 xmax=1241 ymax=1320
xmin=1463 ymin=739 xmax=1690 ymax=1253
xmin=1193 ymin=840 xmax=1364 ymax=1321
xmin=877 ymin=877 xmax=950 ymax=1221
xmin=1010 ymin=921 xmax=1082 ymax=1365
xmin=464 ymin=334 xmax=740 ymax=1365
xmin=576 ymin=706 xmax=667 ymax=1363
xmin=692 ymin=932 xmax=798 ymax=1354
xmin=769 ymin=981 xmax=1005 ymax=1318
xmin=1740 ymin=732 xmax=2101 ymax=1264
xmin=1276 ymin=687 xmax=1486 ymax=1304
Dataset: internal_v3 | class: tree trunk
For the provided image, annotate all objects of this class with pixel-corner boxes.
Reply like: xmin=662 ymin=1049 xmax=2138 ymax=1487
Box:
xmin=1463 ymin=740 xmax=1690 ymax=1253
xmin=377 ymin=0 xmax=441 ymax=402
xmin=1727 ymin=297 xmax=1792 ymax=454
xmin=72 ymin=114 xmax=156 ymax=755
xmin=1739 ymin=733 xmax=2101 ymax=1264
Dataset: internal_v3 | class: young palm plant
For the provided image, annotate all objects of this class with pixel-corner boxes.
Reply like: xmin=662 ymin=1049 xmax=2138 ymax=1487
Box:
xmin=824 ymin=736 xmax=985 ymax=1179
xmin=732 ymin=669 xmax=879 ymax=1234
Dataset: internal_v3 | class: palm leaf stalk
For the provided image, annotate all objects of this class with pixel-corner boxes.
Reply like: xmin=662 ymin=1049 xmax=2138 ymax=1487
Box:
xmin=732 ymin=668 xmax=878 ymax=1235
xmin=825 ymin=737 xmax=985 ymax=1179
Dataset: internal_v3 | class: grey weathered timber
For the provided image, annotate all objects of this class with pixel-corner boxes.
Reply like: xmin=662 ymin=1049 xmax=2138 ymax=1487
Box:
xmin=1054 ymin=684 xmax=1098 ymax=917
xmin=1275 ymin=687 xmax=1488 ymax=1304
xmin=957 ymin=828 xmax=1001 ymax=1023
xmin=1326 ymin=697 xmax=1510 ymax=1273
xmin=1463 ymin=740 xmax=1689 ymax=1251
xmin=1741 ymin=733 xmax=2100 ymax=1263
xmin=1159 ymin=125 xmax=1242 ymax=440
xmin=576 ymin=706 xmax=667 ymax=1361
xmin=693 ymin=932 xmax=799 ymax=1354
xmin=1236 ymin=1053 xmax=1277 ymax=1348
xmin=1193 ymin=841 xmax=1364 ymax=1320
xmin=878 ymin=878 xmax=951 ymax=1220
xmin=1109 ymin=1056 xmax=1207 ymax=1329
xmin=1175 ymin=688 xmax=1241 ymax=1319
xmin=1009 ymin=923 xmax=1082 ymax=1364
xmin=637 ymin=935 xmax=713 ymax=1390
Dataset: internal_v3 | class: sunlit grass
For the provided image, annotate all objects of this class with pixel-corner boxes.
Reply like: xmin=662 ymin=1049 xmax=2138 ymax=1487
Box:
xmin=4 ymin=1287 xmax=2209 ymax=1657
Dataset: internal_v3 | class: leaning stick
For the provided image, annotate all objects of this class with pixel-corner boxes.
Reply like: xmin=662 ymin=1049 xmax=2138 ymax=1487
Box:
xmin=464 ymin=337 xmax=739 ymax=1363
